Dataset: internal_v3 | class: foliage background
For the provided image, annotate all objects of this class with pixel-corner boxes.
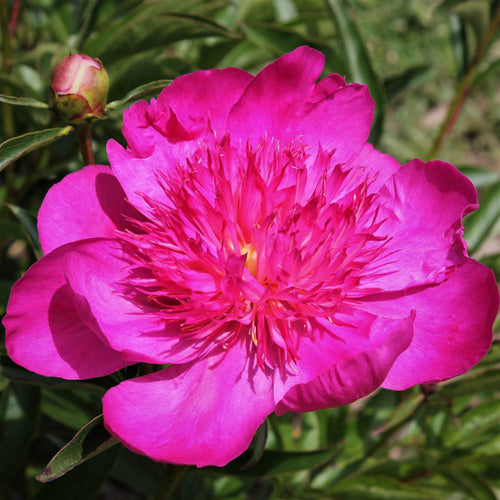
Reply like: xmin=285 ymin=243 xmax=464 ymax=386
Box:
xmin=0 ymin=0 xmax=500 ymax=498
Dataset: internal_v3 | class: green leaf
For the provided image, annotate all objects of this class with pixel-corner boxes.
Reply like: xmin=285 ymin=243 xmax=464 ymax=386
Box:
xmin=463 ymin=180 xmax=500 ymax=254
xmin=441 ymin=368 xmax=500 ymax=397
xmin=0 ymin=354 xmax=106 ymax=393
xmin=35 ymin=446 xmax=119 ymax=500
xmin=450 ymin=13 xmax=469 ymax=77
xmin=440 ymin=468 xmax=497 ymax=500
xmin=0 ymin=126 xmax=73 ymax=173
xmin=0 ymin=93 xmax=50 ymax=109
xmin=328 ymin=475 xmax=441 ymax=499
xmin=106 ymin=79 xmax=172 ymax=110
xmin=37 ymin=414 xmax=118 ymax=483
xmin=443 ymin=398 xmax=500 ymax=448
xmin=6 ymin=204 xmax=41 ymax=257
xmin=458 ymin=165 xmax=500 ymax=187
xmin=242 ymin=420 xmax=268 ymax=470
xmin=324 ymin=0 xmax=386 ymax=145
xmin=384 ymin=65 xmax=433 ymax=102
xmin=0 ymin=382 xmax=41 ymax=480
xmin=83 ymin=3 xmax=236 ymax=63
xmin=41 ymin=388 xmax=96 ymax=431
xmin=111 ymin=449 xmax=165 ymax=496
xmin=219 ymin=448 xmax=336 ymax=476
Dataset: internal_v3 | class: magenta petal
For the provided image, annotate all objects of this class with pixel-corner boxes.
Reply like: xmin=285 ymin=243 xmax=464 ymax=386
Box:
xmin=275 ymin=313 xmax=414 ymax=415
xmin=103 ymin=341 xmax=274 ymax=467
xmin=63 ymin=239 xmax=199 ymax=364
xmin=3 ymin=241 xmax=129 ymax=379
xmin=273 ymin=310 xmax=415 ymax=404
xmin=362 ymin=260 xmax=499 ymax=389
xmin=228 ymin=46 xmax=325 ymax=143
xmin=38 ymin=164 xmax=139 ymax=255
xmin=362 ymin=159 xmax=479 ymax=293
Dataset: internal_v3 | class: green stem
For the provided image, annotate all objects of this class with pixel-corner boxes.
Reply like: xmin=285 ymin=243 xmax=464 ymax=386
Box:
xmin=154 ymin=465 xmax=190 ymax=500
xmin=76 ymin=123 xmax=95 ymax=165
xmin=0 ymin=0 xmax=14 ymax=139
xmin=427 ymin=5 xmax=500 ymax=160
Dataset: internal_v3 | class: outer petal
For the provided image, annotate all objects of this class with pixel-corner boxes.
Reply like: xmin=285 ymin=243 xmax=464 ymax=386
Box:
xmin=109 ymin=68 xmax=252 ymax=212
xmin=3 ymin=240 xmax=129 ymax=379
xmin=103 ymin=341 xmax=274 ymax=467
xmin=273 ymin=310 xmax=414 ymax=404
xmin=228 ymin=46 xmax=325 ymax=143
xmin=275 ymin=312 xmax=414 ymax=415
xmin=63 ymin=239 xmax=200 ymax=365
xmin=361 ymin=259 xmax=499 ymax=389
xmin=38 ymin=165 xmax=140 ymax=254
xmin=228 ymin=46 xmax=374 ymax=163
xmin=360 ymin=159 xmax=478 ymax=293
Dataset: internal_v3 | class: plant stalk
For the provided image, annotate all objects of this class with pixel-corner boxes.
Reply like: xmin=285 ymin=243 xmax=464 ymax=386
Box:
xmin=76 ymin=123 xmax=95 ymax=165
xmin=0 ymin=0 xmax=14 ymax=138
xmin=427 ymin=5 xmax=500 ymax=159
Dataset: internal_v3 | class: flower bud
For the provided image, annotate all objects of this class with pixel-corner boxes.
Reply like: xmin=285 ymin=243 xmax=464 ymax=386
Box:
xmin=50 ymin=54 xmax=109 ymax=124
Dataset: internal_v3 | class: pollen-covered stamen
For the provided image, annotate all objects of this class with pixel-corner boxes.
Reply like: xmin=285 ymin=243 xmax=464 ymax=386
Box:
xmin=118 ymin=135 xmax=392 ymax=371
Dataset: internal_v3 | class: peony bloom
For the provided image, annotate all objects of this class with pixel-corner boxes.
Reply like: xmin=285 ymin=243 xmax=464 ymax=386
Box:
xmin=3 ymin=47 xmax=499 ymax=467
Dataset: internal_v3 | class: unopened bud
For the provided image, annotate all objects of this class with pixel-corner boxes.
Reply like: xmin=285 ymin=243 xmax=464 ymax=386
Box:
xmin=50 ymin=54 xmax=109 ymax=124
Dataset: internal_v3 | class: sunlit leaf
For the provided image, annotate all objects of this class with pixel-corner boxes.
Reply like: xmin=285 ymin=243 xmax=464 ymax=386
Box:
xmin=324 ymin=0 xmax=386 ymax=145
xmin=459 ymin=165 xmax=500 ymax=187
xmin=0 ymin=94 xmax=50 ymax=109
xmin=220 ymin=447 xmax=336 ymax=476
xmin=463 ymin=180 xmax=500 ymax=254
xmin=0 ymin=382 xmax=41 ymax=480
xmin=106 ymin=79 xmax=172 ymax=110
xmin=6 ymin=204 xmax=41 ymax=257
xmin=37 ymin=414 xmax=118 ymax=483
xmin=0 ymin=126 xmax=73 ymax=173
xmin=384 ymin=65 xmax=432 ymax=101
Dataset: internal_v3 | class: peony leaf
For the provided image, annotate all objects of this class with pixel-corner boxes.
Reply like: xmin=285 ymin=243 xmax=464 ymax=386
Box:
xmin=0 ymin=93 xmax=50 ymax=109
xmin=324 ymin=0 xmax=386 ymax=145
xmin=443 ymin=398 xmax=500 ymax=448
xmin=6 ymin=203 xmax=41 ymax=258
xmin=439 ymin=468 xmax=497 ymax=500
xmin=384 ymin=65 xmax=433 ymax=101
xmin=458 ymin=165 xmax=500 ymax=188
xmin=220 ymin=447 xmax=336 ymax=476
xmin=37 ymin=414 xmax=119 ymax=483
xmin=0 ymin=354 xmax=106 ymax=393
xmin=328 ymin=475 xmax=442 ymax=499
xmin=0 ymin=382 xmax=41 ymax=480
xmin=0 ymin=126 xmax=73 ymax=173
xmin=83 ymin=3 xmax=236 ymax=63
xmin=35 ymin=447 xmax=119 ymax=500
xmin=441 ymin=368 xmax=500 ymax=397
xmin=106 ymin=79 xmax=172 ymax=110
xmin=463 ymin=180 xmax=500 ymax=254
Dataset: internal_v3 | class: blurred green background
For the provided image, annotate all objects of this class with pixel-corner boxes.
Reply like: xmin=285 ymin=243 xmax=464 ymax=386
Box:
xmin=1 ymin=0 xmax=500 ymax=499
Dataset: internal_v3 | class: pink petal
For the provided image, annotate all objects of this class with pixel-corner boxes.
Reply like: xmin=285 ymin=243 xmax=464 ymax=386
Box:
xmin=273 ymin=310 xmax=415 ymax=404
xmin=228 ymin=46 xmax=373 ymax=163
xmin=3 ymin=241 xmax=129 ymax=379
xmin=361 ymin=259 xmax=499 ymax=389
xmin=109 ymin=68 xmax=252 ymax=213
xmin=103 ymin=341 xmax=274 ymax=467
xmin=275 ymin=312 xmax=414 ymax=415
xmin=361 ymin=159 xmax=478 ymax=293
xmin=63 ymin=239 xmax=200 ymax=365
xmin=351 ymin=142 xmax=401 ymax=192
xmin=228 ymin=46 xmax=325 ymax=143
xmin=38 ymin=165 xmax=139 ymax=255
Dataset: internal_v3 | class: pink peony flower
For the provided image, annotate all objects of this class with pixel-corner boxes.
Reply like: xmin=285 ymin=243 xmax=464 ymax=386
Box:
xmin=3 ymin=47 xmax=499 ymax=467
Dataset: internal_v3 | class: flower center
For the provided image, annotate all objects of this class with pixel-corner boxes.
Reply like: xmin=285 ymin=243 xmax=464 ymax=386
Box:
xmin=241 ymin=243 xmax=258 ymax=278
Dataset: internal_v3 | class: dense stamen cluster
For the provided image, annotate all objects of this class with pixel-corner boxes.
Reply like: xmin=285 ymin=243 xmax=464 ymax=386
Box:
xmin=119 ymin=136 xmax=390 ymax=369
